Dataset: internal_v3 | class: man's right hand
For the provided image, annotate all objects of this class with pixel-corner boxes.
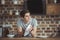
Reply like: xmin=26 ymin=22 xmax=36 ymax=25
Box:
xmin=17 ymin=27 xmax=23 ymax=34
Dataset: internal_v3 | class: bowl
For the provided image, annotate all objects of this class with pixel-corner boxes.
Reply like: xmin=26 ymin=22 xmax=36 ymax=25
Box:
xmin=7 ymin=34 xmax=15 ymax=38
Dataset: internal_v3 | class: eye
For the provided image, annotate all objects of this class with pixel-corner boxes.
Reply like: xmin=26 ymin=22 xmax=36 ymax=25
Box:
xmin=26 ymin=16 xmax=28 ymax=17
xmin=25 ymin=15 xmax=30 ymax=17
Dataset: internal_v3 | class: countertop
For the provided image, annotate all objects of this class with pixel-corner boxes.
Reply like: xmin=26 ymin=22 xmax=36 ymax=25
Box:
xmin=0 ymin=37 xmax=60 ymax=40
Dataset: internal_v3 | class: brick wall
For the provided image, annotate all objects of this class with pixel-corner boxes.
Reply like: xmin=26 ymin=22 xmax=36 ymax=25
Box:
xmin=0 ymin=0 xmax=24 ymax=15
xmin=34 ymin=15 xmax=60 ymax=37
xmin=1 ymin=15 xmax=60 ymax=38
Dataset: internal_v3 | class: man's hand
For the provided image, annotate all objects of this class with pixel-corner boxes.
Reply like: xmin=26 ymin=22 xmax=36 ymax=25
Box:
xmin=17 ymin=27 xmax=22 ymax=32
xmin=17 ymin=27 xmax=23 ymax=37
xmin=28 ymin=26 xmax=33 ymax=32
xmin=30 ymin=27 xmax=37 ymax=37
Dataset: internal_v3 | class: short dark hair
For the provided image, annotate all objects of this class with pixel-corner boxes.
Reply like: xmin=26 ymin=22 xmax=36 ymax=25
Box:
xmin=20 ymin=10 xmax=30 ymax=18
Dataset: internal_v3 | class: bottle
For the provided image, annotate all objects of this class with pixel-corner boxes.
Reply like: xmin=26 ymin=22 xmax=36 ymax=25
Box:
xmin=54 ymin=0 xmax=57 ymax=3
xmin=10 ymin=10 xmax=13 ymax=15
xmin=1 ymin=0 xmax=5 ymax=4
xmin=13 ymin=0 xmax=18 ymax=5
xmin=18 ymin=1 xmax=21 ymax=5
xmin=15 ymin=10 xmax=19 ymax=15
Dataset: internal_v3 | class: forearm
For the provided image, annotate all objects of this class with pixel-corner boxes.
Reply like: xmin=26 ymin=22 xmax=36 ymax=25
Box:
xmin=31 ymin=31 xmax=36 ymax=37
xmin=31 ymin=27 xmax=36 ymax=37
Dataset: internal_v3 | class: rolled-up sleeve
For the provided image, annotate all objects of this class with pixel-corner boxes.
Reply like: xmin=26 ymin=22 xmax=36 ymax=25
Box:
xmin=32 ymin=19 xmax=38 ymax=27
xmin=17 ymin=19 xmax=22 ymax=28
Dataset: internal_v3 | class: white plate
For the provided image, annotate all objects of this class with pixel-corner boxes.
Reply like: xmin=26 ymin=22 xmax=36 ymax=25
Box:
xmin=37 ymin=36 xmax=48 ymax=38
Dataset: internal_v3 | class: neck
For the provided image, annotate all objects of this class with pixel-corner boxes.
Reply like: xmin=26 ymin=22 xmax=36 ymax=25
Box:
xmin=24 ymin=20 xmax=29 ymax=24
xmin=23 ymin=17 xmax=31 ymax=24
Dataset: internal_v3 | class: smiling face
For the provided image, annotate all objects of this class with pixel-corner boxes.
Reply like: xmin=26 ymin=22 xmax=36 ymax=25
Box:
xmin=23 ymin=13 xmax=31 ymax=22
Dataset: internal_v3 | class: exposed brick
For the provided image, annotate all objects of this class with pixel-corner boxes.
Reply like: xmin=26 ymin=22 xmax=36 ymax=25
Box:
xmin=42 ymin=33 xmax=45 ymax=36
xmin=54 ymin=30 xmax=58 ymax=32
xmin=45 ymin=15 xmax=50 ymax=18
xmin=44 ymin=18 xmax=52 ymax=21
xmin=45 ymin=30 xmax=53 ymax=33
xmin=0 ymin=22 xmax=3 ymax=25
xmin=54 ymin=15 xmax=60 ymax=18
xmin=49 ymin=24 xmax=57 ymax=27
xmin=46 ymin=33 xmax=52 ymax=36
xmin=50 ymin=15 xmax=55 ymax=18
xmin=40 ymin=21 xmax=46 ymax=24
xmin=41 ymin=28 xmax=45 ymax=30
xmin=58 ymin=24 xmax=60 ymax=27
xmin=13 ymin=25 xmax=17 ymax=27
xmin=37 ymin=21 xmax=40 ymax=24
xmin=54 ymin=18 xmax=60 ymax=21
xmin=51 ymin=27 xmax=58 ymax=31
xmin=37 ymin=19 xmax=43 ymax=21
xmin=46 ymin=21 xmax=51 ymax=24
xmin=40 ymin=15 xmax=45 ymax=18
xmin=37 ymin=28 xmax=40 ymax=30
xmin=39 ymin=24 xmax=49 ymax=27
xmin=55 ymin=21 xmax=59 ymax=24
xmin=35 ymin=16 xmax=41 ymax=19
xmin=36 ymin=30 xmax=43 ymax=33
xmin=0 ymin=10 xmax=2 ymax=13
xmin=50 ymin=21 xmax=55 ymax=24
xmin=37 ymin=34 xmax=41 ymax=36
xmin=47 ymin=27 xmax=50 ymax=30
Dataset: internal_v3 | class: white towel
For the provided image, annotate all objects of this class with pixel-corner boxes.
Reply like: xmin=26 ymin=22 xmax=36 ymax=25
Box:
xmin=24 ymin=24 xmax=31 ymax=36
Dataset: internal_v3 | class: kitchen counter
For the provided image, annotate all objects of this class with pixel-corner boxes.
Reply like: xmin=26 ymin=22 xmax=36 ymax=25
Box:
xmin=0 ymin=37 xmax=60 ymax=40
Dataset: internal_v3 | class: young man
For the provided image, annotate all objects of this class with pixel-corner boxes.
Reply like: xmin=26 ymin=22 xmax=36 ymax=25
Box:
xmin=17 ymin=10 xmax=38 ymax=37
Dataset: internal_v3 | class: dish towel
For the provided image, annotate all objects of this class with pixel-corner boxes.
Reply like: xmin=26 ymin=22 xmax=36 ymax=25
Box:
xmin=24 ymin=24 xmax=31 ymax=36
